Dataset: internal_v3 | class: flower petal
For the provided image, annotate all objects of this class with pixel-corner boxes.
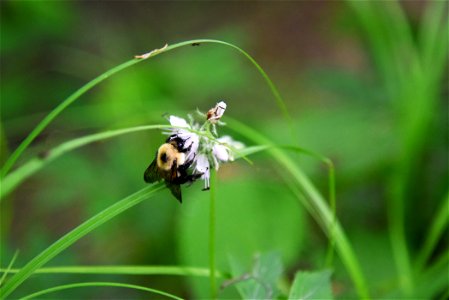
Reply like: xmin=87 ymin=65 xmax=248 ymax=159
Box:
xmin=194 ymin=154 xmax=211 ymax=189
xmin=195 ymin=154 xmax=210 ymax=173
xmin=169 ymin=116 xmax=189 ymax=128
xmin=218 ymin=135 xmax=244 ymax=149
xmin=214 ymin=101 xmax=227 ymax=119
xmin=213 ymin=144 xmax=229 ymax=162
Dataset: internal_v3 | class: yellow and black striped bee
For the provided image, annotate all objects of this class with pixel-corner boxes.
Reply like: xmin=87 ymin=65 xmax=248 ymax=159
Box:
xmin=144 ymin=135 xmax=201 ymax=203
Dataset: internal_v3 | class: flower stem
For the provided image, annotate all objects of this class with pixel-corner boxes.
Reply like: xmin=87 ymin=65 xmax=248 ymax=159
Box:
xmin=209 ymin=169 xmax=217 ymax=299
xmin=325 ymin=162 xmax=336 ymax=268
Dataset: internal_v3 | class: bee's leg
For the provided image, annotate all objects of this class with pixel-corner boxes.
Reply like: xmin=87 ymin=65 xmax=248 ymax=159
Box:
xmin=184 ymin=138 xmax=193 ymax=152
xmin=189 ymin=173 xmax=203 ymax=181
xmin=174 ymin=172 xmax=203 ymax=185
xmin=183 ymin=173 xmax=203 ymax=185
xmin=178 ymin=137 xmax=192 ymax=153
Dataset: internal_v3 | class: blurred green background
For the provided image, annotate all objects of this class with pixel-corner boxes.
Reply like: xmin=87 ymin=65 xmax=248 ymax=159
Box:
xmin=1 ymin=1 xmax=447 ymax=299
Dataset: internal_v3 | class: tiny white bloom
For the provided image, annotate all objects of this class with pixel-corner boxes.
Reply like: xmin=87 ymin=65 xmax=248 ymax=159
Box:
xmin=214 ymin=135 xmax=245 ymax=162
xmin=207 ymin=101 xmax=227 ymax=123
xmin=212 ymin=143 xmax=229 ymax=162
xmin=194 ymin=153 xmax=210 ymax=190
xmin=214 ymin=101 xmax=227 ymax=119
xmin=169 ymin=115 xmax=189 ymax=128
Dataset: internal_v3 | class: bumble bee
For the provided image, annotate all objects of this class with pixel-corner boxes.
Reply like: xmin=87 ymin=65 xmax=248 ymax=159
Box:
xmin=144 ymin=135 xmax=202 ymax=203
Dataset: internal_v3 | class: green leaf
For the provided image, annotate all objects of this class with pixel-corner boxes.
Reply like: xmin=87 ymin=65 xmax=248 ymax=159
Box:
xmin=228 ymin=252 xmax=283 ymax=300
xmin=289 ymin=270 xmax=333 ymax=300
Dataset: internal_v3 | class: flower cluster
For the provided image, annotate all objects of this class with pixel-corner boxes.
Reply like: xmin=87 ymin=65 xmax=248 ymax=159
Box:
xmin=163 ymin=101 xmax=243 ymax=190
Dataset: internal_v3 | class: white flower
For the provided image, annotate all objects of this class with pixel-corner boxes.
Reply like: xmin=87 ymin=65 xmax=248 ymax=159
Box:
xmin=211 ymin=136 xmax=245 ymax=168
xmin=159 ymin=103 xmax=244 ymax=192
xmin=194 ymin=153 xmax=210 ymax=190
xmin=212 ymin=143 xmax=229 ymax=162
xmin=207 ymin=101 xmax=227 ymax=124
xmin=169 ymin=115 xmax=189 ymax=128
xmin=194 ymin=136 xmax=245 ymax=190
xmin=214 ymin=135 xmax=244 ymax=162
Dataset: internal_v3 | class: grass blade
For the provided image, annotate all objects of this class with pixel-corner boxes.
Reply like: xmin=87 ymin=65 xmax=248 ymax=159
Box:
xmin=0 ymin=125 xmax=171 ymax=200
xmin=0 ymin=183 xmax=164 ymax=298
xmin=0 ymin=266 xmax=224 ymax=277
xmin=0 ymin=58 xmax=140 ymax=177
xmin=0 ymin=251 xmax=19 ymax=287
xmin=414 ymin=192 xmax=449 ymax=273
xmin=226 ymin=118 xmax=369 ymax=299
xmin=19 ymin=282 xmax=183 ymax=300
xmin=209 ymin=169 xmax=217 ymax=299
xmin=235 ymin=144 xmax=337 ymax=268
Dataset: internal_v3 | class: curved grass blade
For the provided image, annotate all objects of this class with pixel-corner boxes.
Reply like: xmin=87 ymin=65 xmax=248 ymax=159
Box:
xmin=0 ymin=266 xmax=225 ymax=278
xmin=0 ymin=125 xmax=171 ymax=200
xmin=19 ymin=281 xmax=183 ymax=300
xmin=1 ymin=39 xmax=293 ymax=178
xmin=226 ymin=118 xmax=369 ymax=299
xmin=0 ymin=183 xmax=164 ymax=298
xmin=0 ymin=251 xmax=19 ymax=287
xmin=0 ymin=58 xmax=140 ymax=178
xmin=236 ymin=144 xmax=337 ymax=267
xmin=414 ymin=192 xmax=449 ymax=273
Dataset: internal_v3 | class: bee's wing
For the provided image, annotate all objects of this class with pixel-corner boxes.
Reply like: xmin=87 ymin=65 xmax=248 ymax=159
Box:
xmin=167 ymin=183 xmax=182 ymax=203
xmin=144 ymin=159 xmax=161 ymax=183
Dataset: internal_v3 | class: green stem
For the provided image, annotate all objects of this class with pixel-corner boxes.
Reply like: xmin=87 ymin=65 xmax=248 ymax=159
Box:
xmin=209 ymin=169 xmax=217 ymax=299
xmin=0 ymin=125 xmax=172 ymax=200
xmin=387 ymin=178 xmax=413 ymax=294
xmin=325 ymin=162 xmax=336 ymax=268
xmin=0 ymin=250 xmax=19 ymax=286
xmin=0 ymin=184 xmax=164 ymax=298
xmin=19 ymin=282 xmax=183 ymax=300
xmin=414 ymin=192 xmax=449 ymax=273
xmin=0 ymin=266 xmax=225 ymax=277
xmin=0 ymin=59 xmax=140 ymax=177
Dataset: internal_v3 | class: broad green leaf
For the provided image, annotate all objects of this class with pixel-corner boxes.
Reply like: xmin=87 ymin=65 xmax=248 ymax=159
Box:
xmin=229 ymin=251 xmax=283 ymax=300
xmin=289 ymin=270 xmax=333 ymax=300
